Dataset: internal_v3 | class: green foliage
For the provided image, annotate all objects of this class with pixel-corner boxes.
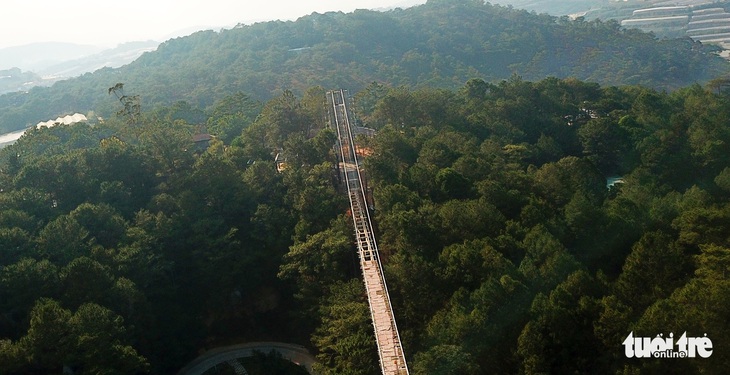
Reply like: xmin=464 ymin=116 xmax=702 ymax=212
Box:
xmin=311 ymin=279 xmax=379 ymax=375
xmin=279 ymin=216 xmax=356 ymax=304
xmin=0 ymin=298 xmax=149 ymax=375
xmin=517 ymin=271 xmax=603 ymax=375
xmin=363 ymin=78 xmax=730 ymax=373
xmin=0 ymin=90 xmax=334 ymax=373
xmin=614 ymin=231 xmax=691 ymax=312
xmin=3 ymin=74 xmax=730 ymax=374
xmin=0 ymin=258 xmax=60 ymax=320
xmin=207 ymin=92 xmax=261 ymax=143
xmin=412 ymin=344 xmax=478 ymax=375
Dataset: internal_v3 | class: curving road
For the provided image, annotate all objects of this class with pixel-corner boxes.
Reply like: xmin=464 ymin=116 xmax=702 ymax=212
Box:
xmin=177 ymin=342 xmax=317 ymax=375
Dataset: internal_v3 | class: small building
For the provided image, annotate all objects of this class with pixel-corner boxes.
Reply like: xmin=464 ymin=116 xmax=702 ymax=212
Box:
xmin=274 ymin=152 xmax=288 ymax=173
xmin=36 ymin=113 xmax=88 ymax=129
xmin=607 ymin=176 xmax=625 ymax=189
xmin=192 ymin=132 xmax=212 ymax=151
xmin=192 ymin=124 xmax=213 ymax=152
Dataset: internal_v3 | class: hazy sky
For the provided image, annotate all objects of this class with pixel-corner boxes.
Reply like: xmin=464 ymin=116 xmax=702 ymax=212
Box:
xmin=0 ymin=0 xmax=425 ymax=49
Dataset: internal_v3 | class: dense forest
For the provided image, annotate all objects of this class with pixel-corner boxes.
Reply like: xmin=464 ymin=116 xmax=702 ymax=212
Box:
xmin=0 ymin=74 xmax=729 ymax=373
xmin=1 ymin=0 xmax=730 ymax=374
xmin=0 ymin=0 xmax=728 ymax=133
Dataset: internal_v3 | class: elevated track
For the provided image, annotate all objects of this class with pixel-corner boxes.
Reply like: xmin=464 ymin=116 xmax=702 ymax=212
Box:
xmin=327 ymin=89 xmax=409 ymax=375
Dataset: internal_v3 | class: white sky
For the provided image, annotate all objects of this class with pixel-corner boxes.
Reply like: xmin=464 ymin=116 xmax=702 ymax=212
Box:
xmin=0 ymin=0 xmax=425 ymax=49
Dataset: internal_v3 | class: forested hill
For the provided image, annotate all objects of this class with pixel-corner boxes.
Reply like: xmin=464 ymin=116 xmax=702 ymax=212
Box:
xmin=0 ymin=0 xmax=727 ymax=133
xmin=2 ymin=76 xmax=730 ymax=374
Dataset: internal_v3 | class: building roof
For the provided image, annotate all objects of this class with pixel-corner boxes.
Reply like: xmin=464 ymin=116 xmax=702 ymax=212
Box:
xmin=36 ymin=113 xmax=88 ymax=129
xmin=192 ymin=133 xmax=212 ymax=142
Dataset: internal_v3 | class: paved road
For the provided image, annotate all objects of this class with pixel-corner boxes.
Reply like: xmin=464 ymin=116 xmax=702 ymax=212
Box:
xmin=177 ymin=342 xmax=316 ymax=375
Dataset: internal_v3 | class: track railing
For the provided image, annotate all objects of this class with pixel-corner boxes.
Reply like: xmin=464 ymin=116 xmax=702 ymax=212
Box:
xmin=327 ymin=89 xmax=409 ymax=375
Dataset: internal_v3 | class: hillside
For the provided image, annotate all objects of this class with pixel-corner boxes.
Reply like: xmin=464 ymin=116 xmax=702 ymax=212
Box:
xmin=36 ymin=41 xmax=160 ymax=79
xmin=0 ymin=68 xmax=43 ymax=95
xmin=0 ymin=0 xmax=727 ymax=133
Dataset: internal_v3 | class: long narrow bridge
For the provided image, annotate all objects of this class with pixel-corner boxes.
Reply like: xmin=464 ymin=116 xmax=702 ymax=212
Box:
xmin=327 ymin=89 xmax=409 ymax=375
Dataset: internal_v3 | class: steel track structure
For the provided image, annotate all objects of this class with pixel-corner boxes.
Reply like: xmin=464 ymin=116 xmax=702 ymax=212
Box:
xmin=327 ymin=89 xmax=409 ymax=375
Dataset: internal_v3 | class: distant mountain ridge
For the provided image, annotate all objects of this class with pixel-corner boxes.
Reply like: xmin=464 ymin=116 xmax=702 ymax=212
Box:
xmin=0 ymin=0 xmax=727 ymax=133
xmin=486 ymin=0 xmax=603 ymax=16
xmin=0 ymin=42 xmax=102 ymax=71
xmin=37 ymin=41 xmax=159 ymax=78
xmin=0 ymin=41 xmax=159 ymax=95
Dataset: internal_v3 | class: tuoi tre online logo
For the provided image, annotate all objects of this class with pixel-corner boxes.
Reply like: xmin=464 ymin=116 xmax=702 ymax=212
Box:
xmin=623 ymin=332 xmax=713 ymax=358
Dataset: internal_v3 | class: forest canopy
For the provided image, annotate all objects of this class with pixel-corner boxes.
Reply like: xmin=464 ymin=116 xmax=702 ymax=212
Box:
xmin=0 ymin=76 xmax=729 ymax=373
xmin=0 ymin=0 xmax=727 ymax=133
